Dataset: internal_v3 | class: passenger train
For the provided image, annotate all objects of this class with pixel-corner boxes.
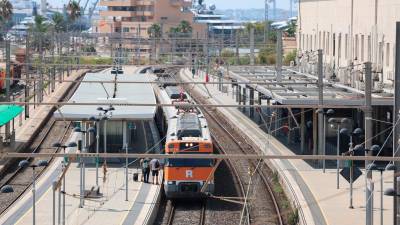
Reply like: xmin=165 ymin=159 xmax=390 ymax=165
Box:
xmin=155 ymin=76 xmax=215 ymax=198
xmin=0 ymin=62 xmax=22 ymax=92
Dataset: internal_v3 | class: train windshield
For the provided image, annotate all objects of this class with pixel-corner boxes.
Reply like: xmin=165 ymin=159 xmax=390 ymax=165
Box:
xmin=165 ymin=158 xmax=214 ymax=167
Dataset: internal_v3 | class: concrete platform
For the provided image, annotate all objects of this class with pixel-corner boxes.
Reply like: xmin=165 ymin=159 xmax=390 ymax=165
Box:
xmin=0 ymin=132 xmax=163 ymax=225
xmin=180 ymin=68 xmax=394 ymax=225
xmin=0 ymin=66 xmax=163 ymax=225
xmin=0 ymin=69 xmax=88 ymax=171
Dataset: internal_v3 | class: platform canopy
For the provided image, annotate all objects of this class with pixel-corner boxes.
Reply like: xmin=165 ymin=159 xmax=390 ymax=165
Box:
xmin=53 ymin=68 xmax=157 ymax=121
xmin=0 ymin=105 xmax=23 ymax=126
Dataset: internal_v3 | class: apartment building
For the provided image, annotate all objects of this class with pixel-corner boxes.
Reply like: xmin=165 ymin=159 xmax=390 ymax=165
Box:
xmin=298 ymin=0 xmax=400 ymax=90
xmin=98 ymin=0 xmax=199 ymax=34
xmin=94 ymin=0 xmax=207 ymax=61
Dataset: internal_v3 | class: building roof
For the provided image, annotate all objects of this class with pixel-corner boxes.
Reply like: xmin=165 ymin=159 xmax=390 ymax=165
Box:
xmin=195 ymin=19 xmax=240 ymax=24
xmin=211 ymin=25 xmax=245 ymax=30
xmin=227 ymin=66 xmax=393 ymax=106
xmin=0 ymin=105 xmax=23 ymax=126
xmin=54 ymin=67 xmax=157 ymax=120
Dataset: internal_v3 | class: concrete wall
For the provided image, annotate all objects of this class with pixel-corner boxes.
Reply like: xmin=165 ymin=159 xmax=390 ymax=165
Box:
xmin=298 ymin=0 xmax=400 ymax=87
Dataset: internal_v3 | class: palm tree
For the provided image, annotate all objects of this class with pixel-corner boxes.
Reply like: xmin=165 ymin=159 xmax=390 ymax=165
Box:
xmin=30 ymin=15 xmax=51 ymax=51
xmin=147 ymin=23 xmax=162 ymax=38
xmin=67 ymin=1 xmax=81 ymax=22
xmin=177 ymin=20 xmax=192 ymax=34
xmin=52 ymin=12 xmax=66 ymax=32
xmin=0 ymin=0 xmax=13 ymax=36
xmin=0 ymin=0 xmax=13 ymax=21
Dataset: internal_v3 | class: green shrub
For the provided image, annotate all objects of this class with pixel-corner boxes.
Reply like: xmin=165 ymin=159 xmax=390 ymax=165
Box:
xmin=284 ymin=50 xmax=297 ymax=66
xmin=288 ymin=208 xmax=299 ymax=225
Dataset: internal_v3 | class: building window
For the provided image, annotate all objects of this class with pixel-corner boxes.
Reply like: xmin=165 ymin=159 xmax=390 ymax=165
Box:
xmin=355 ymin=34 xmax=359 ymax=60
xmin=314 ymin=34 xmax=317 ymax=50
xmin=378 ymin=42 xmax=383 ymax=66
xmin=338 ymin=33 xmax=342 ymax=59
xmin=123 ymin=27 xmax=129 ymax=32
xmin=319 ymin=31 xmax=321 ymax=49
xmin=386 ymin=43 xmax=390 ymax=67
xmin=333 ymin=33 xmax=336 ymax=57
xmin=310 ymin=35 xmax=313 ymax=51
xmin=326 ymin=32 xmax=330 ymax=55
xmin=345 ymin=34 xmax=348 ymax=59
xmin=306 ymin=35 xmax=309 ymax=51
xmin=368 ymin=35 xmax=371 ymax=61
xmin=361 ymin=35 xmax=364 ymax=61
xmin=323 ymin=32 xmax=326 ymax=54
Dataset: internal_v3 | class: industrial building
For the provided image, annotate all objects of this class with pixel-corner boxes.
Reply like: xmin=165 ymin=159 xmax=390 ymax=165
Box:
xmin=297 ymin=0 xmax=400 ymax=92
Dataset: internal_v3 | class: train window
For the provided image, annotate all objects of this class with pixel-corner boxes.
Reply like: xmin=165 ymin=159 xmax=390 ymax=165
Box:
xmin=168 ymin=144 xmax=175 ymax=149
xmin=166 ymin=158 xmax=213 ymax=167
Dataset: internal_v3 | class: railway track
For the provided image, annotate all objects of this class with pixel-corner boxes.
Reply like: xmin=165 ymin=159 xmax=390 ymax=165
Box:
xmin=166 ymin=200 xmax=206 ymax=225
xmin=179 ymin=76 xmax=284 ymax=225
xmin=0 ymin=72 xmax=84 ymax=215
xmin=0 ymin=120 xmax=72 ymax=214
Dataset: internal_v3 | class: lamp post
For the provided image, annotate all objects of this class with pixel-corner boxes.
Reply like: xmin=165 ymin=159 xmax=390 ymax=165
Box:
xmin=19 ymin=159 xmax=49 ymax=225
xmin=73 ymin=126 xmax=96 ymax=208
xmin=385 ymin=185 xmax=400 ymax=225
xmin=316 ymin=108 xmax=335 ymax=173
xmin=329 ymin=117 xmax=351 ymax=189
xmin=89 ymin=116 xmax=100 ymax=187
xmin=367 ymin=162 xmax=391 ymax=225
xmin=385 ymin=163 xmax=397 ymax=225
xmin=52 ymin=141 xmax=77 ymax=225
xmin=125 ymin=143 xmax=128 ymax=201
xmin=340 ymin=127 xmax=363 ymax=209
xmin=97 ymin=106 xmax=115 ymax=165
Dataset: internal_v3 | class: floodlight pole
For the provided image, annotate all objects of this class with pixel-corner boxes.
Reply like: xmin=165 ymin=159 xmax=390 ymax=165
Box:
xmin=393 ymin=21 xmax=400 ymax=225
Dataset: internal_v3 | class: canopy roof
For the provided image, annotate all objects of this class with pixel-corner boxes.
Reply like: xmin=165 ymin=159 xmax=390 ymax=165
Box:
xmin=0 ymin=105 xmax=23 ymax=126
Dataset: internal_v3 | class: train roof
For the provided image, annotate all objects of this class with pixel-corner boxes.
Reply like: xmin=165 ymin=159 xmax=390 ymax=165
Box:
xmin=158 ymin=76 xmax=177 ymax=88
xmin=176 ymin=113 xmax=202 ymax=138
xmin=165 ymin=86 xmax=187 ymax=100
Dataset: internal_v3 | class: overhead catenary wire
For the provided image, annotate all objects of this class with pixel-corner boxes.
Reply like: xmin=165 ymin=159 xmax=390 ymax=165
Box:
xmin=0 ymin=77 xmax=317 ymax=86
xmin=1 ymin=101 xmax=371 ymax=109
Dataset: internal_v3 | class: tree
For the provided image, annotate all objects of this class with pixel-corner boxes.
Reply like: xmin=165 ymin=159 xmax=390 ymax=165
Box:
xmin=147 ymin=23 xmax=162 ymax=38
xmin=286 ymin=20 xmax=297 ymax=38
xmin=0 ymin=0 xmax=13 ymax=36
xmin=52 ymin=12 xmax=66 ymax=32
xmin=177 ymin=20 xmax=192 ymax=34
xmin=30 ymin=15 xmax=51 ymax=51
xmin=32 ymin=15 xmax=49 ymax=33
xmin=67 ymin=1 xmax=81 ymax=22
xmin=0 ymin=0 xmax=13 ymax=21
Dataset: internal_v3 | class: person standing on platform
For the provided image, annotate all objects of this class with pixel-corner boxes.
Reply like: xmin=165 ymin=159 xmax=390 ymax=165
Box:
xmin=150 ymin=158 xmax=161 ymax=185
xmin=141 ymin=158 xmax=150 ymax=183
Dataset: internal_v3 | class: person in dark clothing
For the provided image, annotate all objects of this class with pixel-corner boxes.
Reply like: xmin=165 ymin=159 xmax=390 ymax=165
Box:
xmin=141 ymin=158 xmax=150 ymax=183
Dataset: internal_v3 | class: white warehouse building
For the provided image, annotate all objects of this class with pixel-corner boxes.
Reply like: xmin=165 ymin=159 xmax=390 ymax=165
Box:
xmin=297 ymin=0 xmax=400 ymax=91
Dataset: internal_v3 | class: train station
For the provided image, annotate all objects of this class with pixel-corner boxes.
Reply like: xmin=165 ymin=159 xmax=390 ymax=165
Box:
xmin=1 ymin=0 xmax=400 ymax=225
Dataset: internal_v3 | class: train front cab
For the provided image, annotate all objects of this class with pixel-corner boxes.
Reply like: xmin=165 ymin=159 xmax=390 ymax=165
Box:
xmin=164 ymin=141 xmax=215 ymax=198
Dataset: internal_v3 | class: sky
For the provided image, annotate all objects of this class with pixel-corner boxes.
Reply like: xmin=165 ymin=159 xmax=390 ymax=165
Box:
xmin=206 ymin=0 xmax=291 ymax=10
xmin=44 ymin=0 xmax=292 ymax=10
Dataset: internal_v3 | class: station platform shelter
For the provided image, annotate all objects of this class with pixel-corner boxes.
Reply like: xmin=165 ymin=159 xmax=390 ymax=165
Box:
xmin=0 ymin=104 xmax=23 ymax=146
xmin=54 ymin=68 xmax=160 ymax=163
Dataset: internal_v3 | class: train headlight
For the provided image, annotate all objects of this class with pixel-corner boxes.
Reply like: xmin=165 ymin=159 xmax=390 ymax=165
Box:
xmin=189 ymin=143 xmax=193 ymax=147
xmin=167 ymin=181 xmax=176 ymax=185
